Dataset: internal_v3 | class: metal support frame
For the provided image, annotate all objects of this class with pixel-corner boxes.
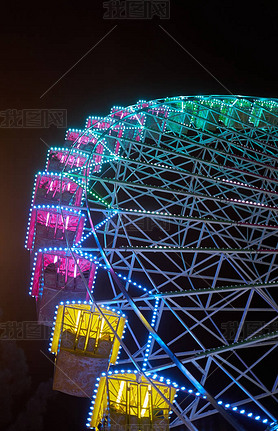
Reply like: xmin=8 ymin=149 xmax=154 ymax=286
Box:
xmin=63 ymin=96 xmax=278 ymax=429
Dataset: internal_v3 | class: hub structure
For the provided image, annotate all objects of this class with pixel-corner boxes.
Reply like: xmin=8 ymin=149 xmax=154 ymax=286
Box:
xmin=26 ymin=96 xmax=278 ymax=430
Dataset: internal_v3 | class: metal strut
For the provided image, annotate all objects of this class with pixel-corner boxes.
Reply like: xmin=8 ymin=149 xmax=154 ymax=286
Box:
xmin=88 ymin=216 xmax=247 ymax=431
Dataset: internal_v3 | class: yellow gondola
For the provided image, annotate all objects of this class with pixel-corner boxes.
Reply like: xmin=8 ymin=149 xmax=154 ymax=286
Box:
xmin=87 ymin=370 xmax=177 ymax=430
xmin=49 ymin=302 xmax=126 ymax=397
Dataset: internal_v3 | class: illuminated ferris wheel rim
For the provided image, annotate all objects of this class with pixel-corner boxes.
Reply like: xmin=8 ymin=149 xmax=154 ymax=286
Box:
xmin=27 ymin=94 xmax=278 ymax=430
xmin=47 ymin=92 xmax=278 ymax=310
xmin=68 ymin=93 xmax=278 ymax=140
xmin=62 ymin=94 xmax=278 ymax=198
xmin=78 ymin=95 xmax=278 ymax=429
xmin=61 ymin=93 xmax=278 ymax=295
xmin=71 ymin=93 xmax=278 ymax=256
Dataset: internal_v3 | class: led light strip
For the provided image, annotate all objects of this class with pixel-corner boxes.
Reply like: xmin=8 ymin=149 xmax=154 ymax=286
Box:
xmin=142 ymin=298 xmax=160 ymax=372
xmin=86 ymin=368 xmax=273 ymax=428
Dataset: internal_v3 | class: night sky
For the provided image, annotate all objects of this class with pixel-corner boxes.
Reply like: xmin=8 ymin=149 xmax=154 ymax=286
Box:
xmin=1 ymin=1 xmax=278 ymax=430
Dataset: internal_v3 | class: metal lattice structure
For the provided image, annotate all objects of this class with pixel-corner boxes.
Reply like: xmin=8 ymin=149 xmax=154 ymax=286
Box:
xmin=27 ymin=95 xmax=278 ymax=430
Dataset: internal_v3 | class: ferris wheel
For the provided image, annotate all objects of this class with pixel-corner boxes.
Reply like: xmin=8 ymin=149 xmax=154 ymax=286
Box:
xmin=26 ymin=96 xmax=278 ymax=431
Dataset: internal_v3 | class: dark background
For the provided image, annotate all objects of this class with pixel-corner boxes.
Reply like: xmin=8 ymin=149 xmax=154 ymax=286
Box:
xmin=0 ymin=1 xmax=277 ymax=430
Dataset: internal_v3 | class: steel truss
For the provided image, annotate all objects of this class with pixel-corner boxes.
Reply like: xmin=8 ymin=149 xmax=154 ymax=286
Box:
xmin=66 ymin=96 xmax=278 ymax=430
